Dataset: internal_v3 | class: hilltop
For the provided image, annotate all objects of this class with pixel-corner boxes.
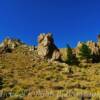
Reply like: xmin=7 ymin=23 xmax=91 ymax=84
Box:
xmin=0 ymin=37 xmax=100 ymax=100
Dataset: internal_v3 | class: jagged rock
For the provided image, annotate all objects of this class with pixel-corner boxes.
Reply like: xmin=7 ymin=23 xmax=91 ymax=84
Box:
xmin=37 ymin=33 xmax=61 ymax=60
xmin=86 ymin=41 xmax=100 ymax=55
xmin=76 ymin=41 xmax=100 ymax=56
xmin=75 ymin=41 xmax=84 ymax=57
xmin=0 ymin=37 xmax=23 ymax=53
xmin=0 ymin=38 xmax=22 ymax=49
xmin=75 ymin=41 xmax=100 ymax=63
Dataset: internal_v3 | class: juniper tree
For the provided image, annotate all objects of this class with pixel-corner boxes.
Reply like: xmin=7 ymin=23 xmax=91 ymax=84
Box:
xmin=79 ymin=43 xmax=92 ymax=62
xmin=66 ymin=44 xmax=78 ymax=65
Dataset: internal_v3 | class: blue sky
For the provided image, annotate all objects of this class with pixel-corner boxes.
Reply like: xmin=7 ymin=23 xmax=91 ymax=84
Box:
xmin=0 ymin=0 xmax=100 ymax=48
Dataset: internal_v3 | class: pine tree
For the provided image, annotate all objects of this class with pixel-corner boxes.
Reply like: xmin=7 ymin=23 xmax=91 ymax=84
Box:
xmin=79 ymin=43 xmax=92 ymax=62
xmin=66 ymin=44 xmax=78 ymax=65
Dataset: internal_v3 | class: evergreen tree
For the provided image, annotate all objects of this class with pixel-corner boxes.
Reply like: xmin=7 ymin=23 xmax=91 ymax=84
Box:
xmin=66 ymin=44 xmax=78 ymax=65
xmin=79 ymin=43 xmax=92 ymax=62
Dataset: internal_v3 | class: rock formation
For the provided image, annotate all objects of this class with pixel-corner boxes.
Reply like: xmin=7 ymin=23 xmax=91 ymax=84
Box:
xmin=37 ymin=33 xmax=61 ymax=60
xmin=75 ymin=40 xmax=100 ymax=63
xmin=0 ymin=37 xmax=22 ymax=53
xmin=75 ymin=41 xmax=100 ymax=55
xmin=86 ymin=41 xmax=100 ymax=55
xmin=75 ymin=41 xmax=84 ymax=57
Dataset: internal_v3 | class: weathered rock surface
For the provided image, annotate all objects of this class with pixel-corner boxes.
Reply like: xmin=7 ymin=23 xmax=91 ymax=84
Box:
xmin=37 ymin=33 xmax=61 ymax=60
xmin=86 ymin=41 xmax=100 ymax=55
xmin=0 ymin=37 xmax=23 ymax=53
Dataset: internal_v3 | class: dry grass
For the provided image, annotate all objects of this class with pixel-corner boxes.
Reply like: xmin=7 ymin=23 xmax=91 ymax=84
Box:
xmin=0 ymin=45 xmax=100 ymax=100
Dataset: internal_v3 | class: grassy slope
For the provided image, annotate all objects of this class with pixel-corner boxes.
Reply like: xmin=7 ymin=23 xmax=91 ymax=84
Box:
xmin=0 ymin=45 xmax=100 ymax=100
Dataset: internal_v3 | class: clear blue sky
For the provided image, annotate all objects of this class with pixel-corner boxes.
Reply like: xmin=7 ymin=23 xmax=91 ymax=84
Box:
xmin=0 ymin=0 xmax=100 ymax=48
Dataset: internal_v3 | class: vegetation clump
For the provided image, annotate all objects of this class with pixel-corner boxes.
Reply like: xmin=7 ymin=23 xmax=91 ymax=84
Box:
xmin=78 ymin=43 xmax=92 ymax=63
xmin=66 ymin=44 xmax=79 ymax=65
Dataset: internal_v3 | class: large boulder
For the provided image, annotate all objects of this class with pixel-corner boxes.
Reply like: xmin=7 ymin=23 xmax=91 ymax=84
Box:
xmin=37 ymin=33 xmax=61 ymax=61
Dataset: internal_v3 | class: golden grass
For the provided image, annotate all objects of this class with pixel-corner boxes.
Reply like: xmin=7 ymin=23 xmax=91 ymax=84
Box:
xmin=0 ymin=45 xmax=100 ymax=100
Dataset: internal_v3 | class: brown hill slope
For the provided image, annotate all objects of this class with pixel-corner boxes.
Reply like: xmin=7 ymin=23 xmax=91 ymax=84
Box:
xmin=0 ymin=45 xmax=100 ymax=100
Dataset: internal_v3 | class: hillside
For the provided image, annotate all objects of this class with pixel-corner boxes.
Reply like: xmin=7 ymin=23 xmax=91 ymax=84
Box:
xmin=0 ymin=44 xmax=100 ymax=100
